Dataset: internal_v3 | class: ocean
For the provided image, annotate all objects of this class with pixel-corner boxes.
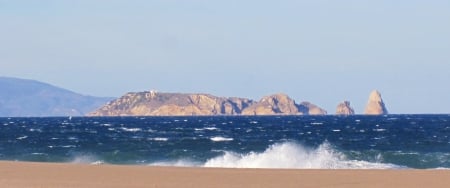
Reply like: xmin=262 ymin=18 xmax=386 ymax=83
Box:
xmin=1 ymin=115 xmax=450 ymax=169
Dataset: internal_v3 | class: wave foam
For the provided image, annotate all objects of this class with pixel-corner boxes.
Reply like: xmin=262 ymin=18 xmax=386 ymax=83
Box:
xmin=204 ymin=142 xmax=399 ymax=169
xmin=70 ymin=155 xmax=104 ymax=165
xmin=120 ymin=127 xmax=142 ymax=132
xmin=149 ymin=137 xmax=169 ymax=141
xmin=149 ymin=159 xmax=201 ymax=167
xmin=210 ymin=136 xmax=233 ymax=142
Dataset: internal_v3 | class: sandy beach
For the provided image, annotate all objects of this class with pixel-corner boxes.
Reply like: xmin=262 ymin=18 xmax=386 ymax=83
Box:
xmin=0 ymin=161 xmax=449 ymax=188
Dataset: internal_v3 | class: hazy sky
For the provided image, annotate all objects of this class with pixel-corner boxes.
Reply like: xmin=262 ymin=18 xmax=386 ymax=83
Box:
xmin=1 ymin=0 xmax=450 ymax=114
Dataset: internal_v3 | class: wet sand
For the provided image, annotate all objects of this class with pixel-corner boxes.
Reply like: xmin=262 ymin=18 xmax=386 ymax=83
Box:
xmin=1 ymin=161 xmax=449 ymax=188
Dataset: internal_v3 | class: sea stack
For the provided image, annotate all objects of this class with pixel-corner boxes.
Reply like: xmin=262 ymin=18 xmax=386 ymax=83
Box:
xmin=364 ymin=90 xmax=388 ymax=115
xmin=336 ymin=101 xmax=355 ymax=115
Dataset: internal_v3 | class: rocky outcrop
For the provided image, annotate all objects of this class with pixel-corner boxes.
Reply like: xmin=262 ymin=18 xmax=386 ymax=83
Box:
xmin=89 ymin=92 xmax=327 ymax=116
xmin=88 ymin=91 xmax=255 ymax=116
xmin=240 ymin=93 xmax=301 ymax=115
xmin=297 ymin=102 xmax=327 ymax=115
xmin=336 ymin=101 xmax=355 ymax=115
xmin=364 ymin=90 xmax=388 ymax=115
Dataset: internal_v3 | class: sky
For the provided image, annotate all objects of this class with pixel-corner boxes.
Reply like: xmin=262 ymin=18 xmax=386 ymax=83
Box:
xmin=1 ymin=0 xmax=450 ymax=114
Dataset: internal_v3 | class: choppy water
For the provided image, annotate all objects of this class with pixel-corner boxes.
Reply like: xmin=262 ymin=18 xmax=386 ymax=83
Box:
xmin=1 ymin=115 xmax=450 ymax=169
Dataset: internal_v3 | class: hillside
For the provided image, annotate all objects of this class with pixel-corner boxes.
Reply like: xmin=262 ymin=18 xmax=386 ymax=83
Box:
xmin=0 ymin=77 xmax=112 ymax=117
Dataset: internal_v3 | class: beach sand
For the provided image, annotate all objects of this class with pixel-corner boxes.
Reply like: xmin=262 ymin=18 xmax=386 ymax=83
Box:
xmin=1 ymin=161 xmax=449 ymax=188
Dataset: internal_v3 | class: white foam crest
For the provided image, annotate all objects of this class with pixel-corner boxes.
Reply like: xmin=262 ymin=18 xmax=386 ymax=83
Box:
xmin=120 ymin=127 xmax=142 ymax=132
xmin=210 ymin=136 xmax=233 ymax=142
xmin=204 ymin=142 xmax=399 ymax=169
xmin=70 ymin=155 xmax=104 ymax=165
xmin=16 ymin=136 xmax=28 ymax=140
xmin=149 ymin=137 xmax=169 ymax=141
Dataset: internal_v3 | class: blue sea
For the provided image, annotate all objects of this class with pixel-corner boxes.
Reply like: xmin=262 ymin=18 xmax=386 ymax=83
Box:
xmin=1 ymin=115 xmax=450 ymax=169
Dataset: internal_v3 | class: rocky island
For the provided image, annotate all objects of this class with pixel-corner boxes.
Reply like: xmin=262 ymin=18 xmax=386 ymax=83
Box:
xmin=88 ymin=91 xmax=327 ymax=116
xmin=364 ymin=90 xmax=389 ymax=115
xmin=336 ymin=101 xmax=355 ymax=115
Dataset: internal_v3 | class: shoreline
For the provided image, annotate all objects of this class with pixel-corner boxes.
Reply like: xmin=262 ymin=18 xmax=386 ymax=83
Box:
xmin=1 ymin=161 xmax=450 ymax=188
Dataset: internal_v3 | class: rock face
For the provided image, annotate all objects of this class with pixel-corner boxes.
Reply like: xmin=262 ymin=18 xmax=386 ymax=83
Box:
xmin=364 ymin=90 xmax=388 ymax=115
xmin=336 ymin=101 xmax=355 ymax=115
xmin=241 ymin=93 xmax=301 ymax=115
xmin=88 ymin=91 xmax=255 ymax=116
xmin=89 ymin=92 xmax=327 ymax=116
xmin=298 ymin=102 xmax=328 ymax=115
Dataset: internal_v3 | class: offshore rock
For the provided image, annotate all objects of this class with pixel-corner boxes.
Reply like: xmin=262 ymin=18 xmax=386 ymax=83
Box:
xmin=240 ymin=93 xmax=327 ymax=115
xmin=89 ymin=92 xmax=328 ymax=116
xmin=364 ymin=90 xmax=388 ymax=115
xmin=88 ymin=91 xmax=255 ymax=116
xmin=298 ymin=102 xmax=327 ymax=115
xmin=240 ymin=93 xmax=301 ymax=115
xmin=336 ymin=101 xmax=355 ymax=115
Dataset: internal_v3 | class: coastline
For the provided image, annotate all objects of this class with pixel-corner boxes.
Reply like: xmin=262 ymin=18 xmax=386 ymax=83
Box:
xmin=1 ymin=161 xmax=450 ymax=188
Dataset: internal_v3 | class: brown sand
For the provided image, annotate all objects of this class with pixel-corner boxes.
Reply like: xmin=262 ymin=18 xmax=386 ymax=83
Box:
xmin=1 ymin=161 xmax=449 ymax=188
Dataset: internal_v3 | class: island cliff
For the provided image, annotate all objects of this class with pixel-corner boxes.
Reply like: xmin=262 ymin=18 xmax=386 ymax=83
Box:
xmin=364 ymin=90 xmax=388 ymax=115
xmin=88 ymin=92 xmax=326 ymax=116
xmin=88 ymin=91 xmax=254 ymax=116
xmin=241 ymin=93 xmax=301 ymax=115
xmin=240 ymin=93 xmax=327 ymax=115
xmin=336 ymin=101 xmax=355 ymax=115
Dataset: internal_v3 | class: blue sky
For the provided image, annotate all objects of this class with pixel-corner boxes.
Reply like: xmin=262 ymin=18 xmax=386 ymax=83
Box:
xmin=1 ymin=0 xmax=449 ymax=114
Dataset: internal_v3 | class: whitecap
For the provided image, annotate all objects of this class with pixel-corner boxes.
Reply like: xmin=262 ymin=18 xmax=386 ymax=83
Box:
xmin=16 ymin=136 xmax=28 ymax=140
xmin=61 ymin=145 xmax=77 ymax=148
xmin=31 ymin=153 xmax=47 ymax=155
xmin=149 ymin=137 xmax=169 ymax=141
xmin=120 ymin=127 xmax=142 ymax=132
xmin=210 ymin=136 xmax=234 ymax=142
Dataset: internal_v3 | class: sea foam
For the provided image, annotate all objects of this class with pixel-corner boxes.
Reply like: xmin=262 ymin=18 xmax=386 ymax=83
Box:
xmin=149 ymin=159 xmax=201 ymax=167
xmin=69 ymin=154 xmax=104 ymax=165
xmin=203 ymin=142 xmax=399 ymax=169
xmin=210 ymin=136 xmax=233 ymax=142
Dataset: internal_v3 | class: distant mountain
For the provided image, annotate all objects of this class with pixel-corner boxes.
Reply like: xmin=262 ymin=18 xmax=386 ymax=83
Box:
xmin=0 ymin=77 xmax=113 ymax=117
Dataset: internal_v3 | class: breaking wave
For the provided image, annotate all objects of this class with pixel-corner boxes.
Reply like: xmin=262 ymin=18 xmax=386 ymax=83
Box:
xmin=203 ymin=142 xmax=400 ymax=169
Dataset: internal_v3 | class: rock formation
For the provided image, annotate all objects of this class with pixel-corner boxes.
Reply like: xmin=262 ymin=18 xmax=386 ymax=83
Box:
xmin=336 ymin=101 xmax=355 ymax=115
xmin=88 ymin=91 xmax=255 ymax=116
xmin=297 ymin=102 xmax=327 ymax=115
xmin=241 ymin=93 xmax=301 ymax=115
xmin=89 ymin=92 xmax=327 ymax=116
xmin=364 ymin=90 xmax=388 ymax=115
